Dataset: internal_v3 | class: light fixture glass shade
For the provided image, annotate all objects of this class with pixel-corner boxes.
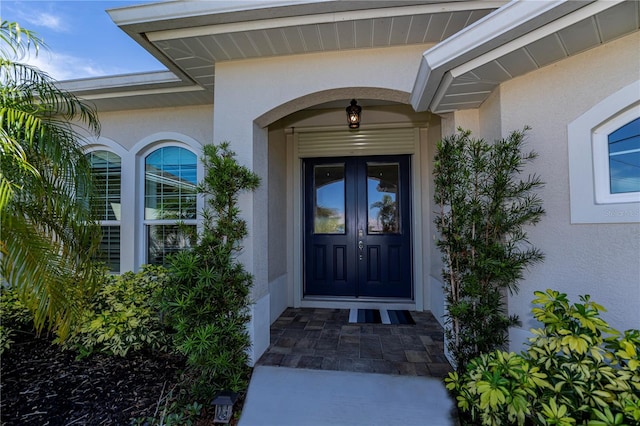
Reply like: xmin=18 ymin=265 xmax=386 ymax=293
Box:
xmin=214 ymin=404 xmax=233 ymax=423
xmin=346 ymin=99 xmax=362 ymax=129
xmin=212 ymin=391 xmax=238 ymax=424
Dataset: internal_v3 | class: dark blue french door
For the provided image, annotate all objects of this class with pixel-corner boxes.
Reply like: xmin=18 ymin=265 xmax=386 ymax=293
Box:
xmin=304 ymin=155 xmax=412 ymax=298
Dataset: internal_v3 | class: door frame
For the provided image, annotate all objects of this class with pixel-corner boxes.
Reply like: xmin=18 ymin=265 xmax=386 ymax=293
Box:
xmin=289 ymin=124 xmax=425 ymax=310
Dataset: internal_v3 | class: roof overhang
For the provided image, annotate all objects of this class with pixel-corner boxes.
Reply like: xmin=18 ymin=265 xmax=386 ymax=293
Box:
xmin=57 ymin=71 xmax=213 ymax=112
xmin=62 ymin=1 xmax=638 ymax=114
xmin=411 ymin=0 xmax=640 ymax=113
xmin=63 ymin=0 xmax=506 ymax=112
xmin=108 ymin=0 xmax=505 ymax=91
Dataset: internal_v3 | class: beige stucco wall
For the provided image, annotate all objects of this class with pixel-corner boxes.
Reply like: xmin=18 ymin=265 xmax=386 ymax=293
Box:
xmin=96 ymin=105 xmax=213 ymax=151
xmin=490 ymin=31 xmax=640 ymax=346
xmin=479 ymin=87 xmax=502 ymax=143
xmin=267 ymin=125 xmax=288 ymax=282
xmin=423 ymin=117 xmax=446 ymax=324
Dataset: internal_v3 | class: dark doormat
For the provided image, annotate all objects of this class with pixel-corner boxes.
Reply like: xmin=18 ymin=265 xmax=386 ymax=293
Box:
xmin=349 ymin=309 xmax=382 ymax=323
xmin=349 ymin=309 xmax=415 ymax=324
xmin=387 ymin=310 xmax=415 ymax=325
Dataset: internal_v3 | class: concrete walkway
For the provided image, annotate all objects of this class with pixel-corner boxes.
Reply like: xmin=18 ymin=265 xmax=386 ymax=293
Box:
xmin=238 ymin=365 xmax=457 ymax=426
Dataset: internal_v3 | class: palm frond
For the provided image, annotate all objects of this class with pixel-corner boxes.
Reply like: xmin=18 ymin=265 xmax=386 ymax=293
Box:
xmin=0 ymin=21 xmax=46 ymax=60
xmin=0 ymin=20 xmax=102 ymax=339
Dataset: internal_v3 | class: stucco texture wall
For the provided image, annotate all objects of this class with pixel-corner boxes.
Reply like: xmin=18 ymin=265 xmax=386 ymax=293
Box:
xmin=267 ymin=125 xmax=287 ymax=282
xmin=494 ymin=32 xmax=640 ymax=345
xmin=97 ymin=105 xmax=213 ymax=151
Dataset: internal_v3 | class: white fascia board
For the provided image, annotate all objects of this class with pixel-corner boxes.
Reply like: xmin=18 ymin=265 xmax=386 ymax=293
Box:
xmin=78 ymin=85 xmax=206 ymax=101
xmin=56 ymin=71 xmax=207 ymax=101
xmin=58 ymin=71 xmax=183 ymax=91
xmin=107 ymin=1 xmax=328 ymax=27
xmin=428 ymin=0 xmax=625 ymax=113
xmin=146 ymin=1 xmax=506 ymax=42
xmin=410 ymin=0 xmax=593 ymax=111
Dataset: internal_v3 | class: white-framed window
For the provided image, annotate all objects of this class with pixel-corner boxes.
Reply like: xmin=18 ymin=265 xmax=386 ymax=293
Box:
xmin=568 ymin=81 xmax=640 ymax=224
xmin=87 ymin=150 xmax=122 ymax=272
xmin=593 ymin=111 xmax=640 ymax=204
xmin=143 ymin=145 xmax=198 ymax=265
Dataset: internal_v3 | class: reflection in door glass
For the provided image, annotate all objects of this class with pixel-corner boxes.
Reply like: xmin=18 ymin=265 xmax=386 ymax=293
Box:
xmin=368 ymin=163 xmax=399 ymax=233
xmin=314 ymin=164 xmax=345 ymax=234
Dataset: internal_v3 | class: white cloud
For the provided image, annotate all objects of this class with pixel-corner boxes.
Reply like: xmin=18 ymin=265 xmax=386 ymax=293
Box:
xmin=23 ymin=50 xmax=127 ymax=81
xmin=25 ymin=12 xmax=67 ymax=32
xmin=6 ymin=2 xmax=69 ymax=33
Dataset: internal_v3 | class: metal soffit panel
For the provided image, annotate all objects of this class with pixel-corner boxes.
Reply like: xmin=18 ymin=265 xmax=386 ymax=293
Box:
xmin=433 ymin=1 xmax=640 ymax=112
xmin=151 ymin=9 xmax=494 ymax=89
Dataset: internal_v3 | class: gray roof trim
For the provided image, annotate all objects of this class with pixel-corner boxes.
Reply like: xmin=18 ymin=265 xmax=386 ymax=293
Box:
xmin=411 ymin=0 xmax=640 ymax=114
xmin=145 ymin=1 xmax=506 ymax=42
xmin=58 ymin=71 xmax=185 ymax=94
xmin=107 ymin=1 xmax=474 ymax=32
xmin=410 ymin=0 xmax=593 ymax=111
xmin=57 ymin=70 xmax=210 ymax=112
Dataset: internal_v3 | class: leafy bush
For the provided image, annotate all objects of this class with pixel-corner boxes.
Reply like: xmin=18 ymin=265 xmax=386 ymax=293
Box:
xmin=132 ymin=387 xmax=203 ymax=426
xmin=433 ymin=127 xmax=545 ymax=369
xmin=445 ymin=289 xmax=640 ymax=425
xmin=162 ymin=142 xmax=260 ymax=400
xmin=0 ymin=326 xmax=11 ymax=354
xmin=61 ymin=265 xmax=171 ymax=357
xmin=0 ymin=285 xmax=35 ymax=353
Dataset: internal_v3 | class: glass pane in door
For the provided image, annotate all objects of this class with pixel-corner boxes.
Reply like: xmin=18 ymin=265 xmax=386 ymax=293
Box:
xmin=314 ymin=164 xmax=345 ymax=234
xmin=367 ymin=163 xmax=400 ymax=233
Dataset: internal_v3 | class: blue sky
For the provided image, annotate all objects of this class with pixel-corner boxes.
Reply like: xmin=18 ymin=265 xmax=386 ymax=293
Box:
xmin=3 ymin=1 xmax=166 ymax=80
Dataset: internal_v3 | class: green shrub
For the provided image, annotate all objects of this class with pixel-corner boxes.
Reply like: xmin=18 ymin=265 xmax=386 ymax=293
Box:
xmin=162 ymin=142 xmax=260 ymax=400
xmin=0 ymin=326 xmax=12 ymax=354
xmin=0 ymin=285 xmax=35 ymax=353
xmin=433 ymin=128 xmax=545 ymax=369
xmin=445 ymin=289 xmax=640 ymax=425
xmin=132 ymin=387 xmax=203 ymax=426
xmin=61 ymin=265 xmax=171 ymax=357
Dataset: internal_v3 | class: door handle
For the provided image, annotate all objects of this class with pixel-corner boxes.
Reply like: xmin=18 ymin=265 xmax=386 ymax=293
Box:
xmin=358 ymin=239 xmax=364 ymax=261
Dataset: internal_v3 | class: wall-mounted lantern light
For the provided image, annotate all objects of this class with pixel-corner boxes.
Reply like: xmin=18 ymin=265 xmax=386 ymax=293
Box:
xmin=211 ymin=390 xmax=238 ymax=424
xmin=346 ymin=99 xmax=362 ymax=129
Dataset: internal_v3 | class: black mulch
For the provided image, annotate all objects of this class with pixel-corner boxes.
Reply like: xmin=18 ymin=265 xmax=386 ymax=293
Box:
xmin=0 ymin=332 xmax=188 ymax=425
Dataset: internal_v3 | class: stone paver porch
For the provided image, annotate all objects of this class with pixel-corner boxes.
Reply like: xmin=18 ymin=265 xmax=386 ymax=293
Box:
xmin=256 ymin=308 xmax=453 ymax=378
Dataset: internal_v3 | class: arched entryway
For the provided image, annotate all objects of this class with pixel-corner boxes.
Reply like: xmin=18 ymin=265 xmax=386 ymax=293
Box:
xmin=258 ymin=90 xmax=438 ymax=316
